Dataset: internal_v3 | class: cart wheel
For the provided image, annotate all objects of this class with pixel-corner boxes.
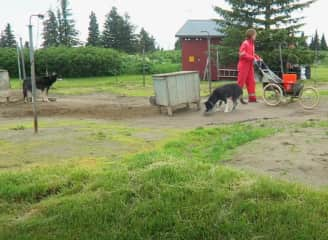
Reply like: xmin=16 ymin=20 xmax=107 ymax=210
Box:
xmin=263 ymin=83 xmax=283 ymax=106
xmin=149 ymin=96 xmax=157 ymax=106
xmin=299 ymin=87 xmax=320 ymax=110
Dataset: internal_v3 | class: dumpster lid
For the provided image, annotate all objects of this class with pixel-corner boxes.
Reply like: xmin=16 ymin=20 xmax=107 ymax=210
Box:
xmin=153 ymin=71 xmax=199 ymax=78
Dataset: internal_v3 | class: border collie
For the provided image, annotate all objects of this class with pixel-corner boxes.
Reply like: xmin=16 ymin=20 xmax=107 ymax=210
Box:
xmin=23 ymin=73 xmax=59 ymax=103
xmin=204 ymin=83 xmax=247 ymax=114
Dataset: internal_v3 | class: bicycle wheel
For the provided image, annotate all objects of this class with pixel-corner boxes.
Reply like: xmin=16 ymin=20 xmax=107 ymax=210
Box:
xmin=299 ymin=87 xmax=320 ymax=110
xmin=263 ymin=83 xmax=283 ymax=106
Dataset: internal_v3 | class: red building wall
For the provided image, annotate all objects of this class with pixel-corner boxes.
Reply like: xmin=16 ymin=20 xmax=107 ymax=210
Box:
xmin=181 ymin=38 xmax=221 ymax=81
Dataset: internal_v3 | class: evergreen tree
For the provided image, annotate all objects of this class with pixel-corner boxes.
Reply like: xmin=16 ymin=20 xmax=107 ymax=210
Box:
xmin=0 ymin=31 xmax=6 ymax=48
xmin=57 ymin=8 xmax=64 ymax=45
xmin=215 ymin=0 xmax=316 ymax=66
xmin=42 ymin=9 xmax=59 ymax=47
xmin=86 ymin=11 xmax=100 ymax=46
xmin=58 ymin=0 xmax=79 ymax=46
xmin=174 ymin=38 xmax=181 ymax=50
xmin=310 ymin=30 xmax=320 ymax=50
xmin=320 ymin=34 xmax=328 ymax=50
xmin=137 ymin=28 xmax=156 ymax=53
xmin=0 ymin=23 xmax=16 ymax=48
xmin=216 ymin=0 xmax=316 ymax=49
xmin=298 ymin=32 xmax=308 ymax=49
xmin=120 ymin=14 xmax=137 ymax=53
xmin=102 ymin=7 xmax=137 ymax=53
xmin=102 ymin=7 xmax=121 ymax=49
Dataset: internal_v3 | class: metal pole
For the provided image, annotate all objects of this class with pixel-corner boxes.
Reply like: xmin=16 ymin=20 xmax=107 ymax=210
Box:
xmin=19 ymin=38 xmax=26 ymax=80
xmin=142 ymin=47 xmax=146 ymax=87
xmin=208 ymin=36 xmax=212 ymax=94
xmin=28 ymin=17 xmax=38 ymax=134
xmin=16 ymin=44 xmax=22 ymax=81
xmin=201 ymin=30 xmax=212 ymax=94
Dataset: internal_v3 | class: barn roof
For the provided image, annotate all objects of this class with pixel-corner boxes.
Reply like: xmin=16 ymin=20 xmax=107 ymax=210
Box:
xmin=175 ymin=20 xmax=223 ymax=38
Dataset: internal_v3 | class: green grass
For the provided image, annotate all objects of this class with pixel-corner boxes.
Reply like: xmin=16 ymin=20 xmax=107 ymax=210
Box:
xmin=2 ymin=122 xmax=328 ymax=239
xmin=311 ymin=66 xmax=328 ymax=82
xmin=11 ymin=75 xmax=232 ymax=97
xmin=0 ymin=119 xmax=180 ymax=170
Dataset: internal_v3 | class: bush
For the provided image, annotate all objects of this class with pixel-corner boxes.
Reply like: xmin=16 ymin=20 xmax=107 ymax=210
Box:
xmin=0 ymin=48 xmax=19 ymax=77
xmin=35 ymin=47 xmax=124 ymax=77
xmin=0 ymin=47 xmax=182 ymax=78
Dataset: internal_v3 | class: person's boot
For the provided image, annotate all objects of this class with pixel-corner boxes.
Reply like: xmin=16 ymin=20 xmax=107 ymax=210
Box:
xmin=248 ymin=95 xmax=257 ymax=103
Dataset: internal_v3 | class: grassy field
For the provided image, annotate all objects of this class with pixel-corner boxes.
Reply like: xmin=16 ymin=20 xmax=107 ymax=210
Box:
xmin=11 ymin=75 xmax=229 ymax=97
xmin=2 ymin=120 xmax=328 ymax=239
xmin=11 ymin=57 xmax=328 ymax=97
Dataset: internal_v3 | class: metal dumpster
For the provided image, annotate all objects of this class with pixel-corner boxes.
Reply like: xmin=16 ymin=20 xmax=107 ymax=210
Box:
xmin=0 ymin=70 xmax=10 ymax=102
xmin=152 ymin=71 xmax=201 ymax=116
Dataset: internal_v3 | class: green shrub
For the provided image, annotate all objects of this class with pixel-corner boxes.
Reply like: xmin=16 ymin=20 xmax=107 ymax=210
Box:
xmin=0 ymin=48 xmax=19 ymax=77
xmin=35 ymin=47 xmax=124 ymax=77
xmin=0 ymin=47 xmax=182 ymax=78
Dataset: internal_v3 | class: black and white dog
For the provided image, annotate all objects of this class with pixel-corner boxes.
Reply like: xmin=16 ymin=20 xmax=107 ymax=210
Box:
xmin=23 ymin=73 xmax=59 ymax=103
xmin=204 ymin=83 xmax=247 ymax=114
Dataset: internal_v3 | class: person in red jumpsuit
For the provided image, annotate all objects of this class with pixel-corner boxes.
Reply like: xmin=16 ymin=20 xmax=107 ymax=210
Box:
xmin=237 ymin=29 xmax=261 ymax=103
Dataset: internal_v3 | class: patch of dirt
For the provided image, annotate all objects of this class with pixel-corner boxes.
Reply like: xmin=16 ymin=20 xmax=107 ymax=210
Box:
xmin=228 ymin=128 xmax=328 ymax=187
xmin=1 ymin=91 xmax=327 ymax=129
xmin=0 ymin=92 xmax=159 ymax=120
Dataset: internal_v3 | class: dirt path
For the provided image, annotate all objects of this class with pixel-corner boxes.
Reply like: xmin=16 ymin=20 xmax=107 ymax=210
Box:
xmin=0 ymin=91 xmax=327 ymax=129
xmin=228 ymin=127 xmax=328 ymax=187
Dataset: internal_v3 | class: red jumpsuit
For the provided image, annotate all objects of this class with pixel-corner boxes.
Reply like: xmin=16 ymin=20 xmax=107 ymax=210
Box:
xmin=237 ymin=39 xmax=260 ymax=102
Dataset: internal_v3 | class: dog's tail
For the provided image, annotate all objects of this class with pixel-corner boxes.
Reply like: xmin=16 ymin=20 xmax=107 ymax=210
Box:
xmin=240 ymin=96 xmax=248 ymax=105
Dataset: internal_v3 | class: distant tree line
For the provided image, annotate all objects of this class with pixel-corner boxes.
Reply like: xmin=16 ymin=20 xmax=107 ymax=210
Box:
xmin=309 ymin=30 xmax=327 ymax=51
xmin=0 ymin=0 xmax=156 ymax=54
xmin=42 ymin=0 xmax=156 ymax=53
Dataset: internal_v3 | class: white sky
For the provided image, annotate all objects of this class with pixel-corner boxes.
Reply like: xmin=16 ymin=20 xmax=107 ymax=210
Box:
xmin=0 ymin=0 xmax=326 ymax=49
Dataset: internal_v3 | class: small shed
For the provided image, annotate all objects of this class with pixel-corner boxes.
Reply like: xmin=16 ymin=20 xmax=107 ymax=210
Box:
xmin=176 ymin=20 xmax=224 ymax=81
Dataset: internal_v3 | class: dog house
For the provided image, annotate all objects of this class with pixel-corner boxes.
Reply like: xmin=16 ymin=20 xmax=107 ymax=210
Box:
xmin=0 ymin=70 xmax=10 ymax=102
xmin=152 ymin=71 xmax=200 ymax=116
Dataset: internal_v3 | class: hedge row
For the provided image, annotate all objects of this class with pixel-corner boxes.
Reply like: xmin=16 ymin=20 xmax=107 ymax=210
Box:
xmin=0 ymin=47 xmax=181 ymax=78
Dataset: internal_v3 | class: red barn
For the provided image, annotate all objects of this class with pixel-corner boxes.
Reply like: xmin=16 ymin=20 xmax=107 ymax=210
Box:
xmin=176 ymin=20 xmax=224 ymax=81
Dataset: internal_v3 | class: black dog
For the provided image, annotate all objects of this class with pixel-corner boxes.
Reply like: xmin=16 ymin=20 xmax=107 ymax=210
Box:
xmin=204 ymin=83 xmax=247 ymax=113
xmin=23 ymin=73 xmax=59 ymax=103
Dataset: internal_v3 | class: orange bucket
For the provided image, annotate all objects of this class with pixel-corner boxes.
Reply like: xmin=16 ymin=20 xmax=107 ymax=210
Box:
xmin=283 ymin=74 xmax=297 ymax=92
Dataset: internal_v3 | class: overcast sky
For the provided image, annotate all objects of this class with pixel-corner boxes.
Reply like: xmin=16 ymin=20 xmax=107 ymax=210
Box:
xmin=0 ymin=0 xmax=326 ymax=49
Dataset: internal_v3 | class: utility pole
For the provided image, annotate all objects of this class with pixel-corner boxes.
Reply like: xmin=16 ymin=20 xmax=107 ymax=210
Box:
xmin=16 ymin=44 xmax=22 ymax=81
xmin=142 ymin=47 xmax=146 ymax=87
xmin=201 ymin=31 xmax=212 ymax=94
xmin=28 ymin=14 xmax=44 ymax=134
xmin=19 ymin=37 xmax=26 ymax=80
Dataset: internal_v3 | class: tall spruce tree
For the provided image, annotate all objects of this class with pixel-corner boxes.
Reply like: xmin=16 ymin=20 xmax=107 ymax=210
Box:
xmin=137 ymin=28 xmax=156 ymax=53
xmin=57 ymin=0 xmax=79 ymax=46
xmin=174 ymin=39 xmax=181 ymax=50
xmin=215 ymin=0 xmax=316 ymax=50
xmin=298 ymin=32 xmax=308 ymax=49
xmin=310 ymin=30 xmax=320 ymax=50
xmin=0 ymin=23 xmax=16 ymax=48
xmin=86 ymin=11 xmax=100 ymax=46
xmin=102 ymin=7 xmax=137 ymax=53
xmin=320 ymin=34 xmax=328 ymax=50
xmin=0 ymin=31 xmax=6 ymax=47
xmin=102 ymin=7 xmax=121 ymax=49
xmin=215 ymin=0 xmax=316 ymax=67
xmin=42 ymin=9 xmax=59 ymax=47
